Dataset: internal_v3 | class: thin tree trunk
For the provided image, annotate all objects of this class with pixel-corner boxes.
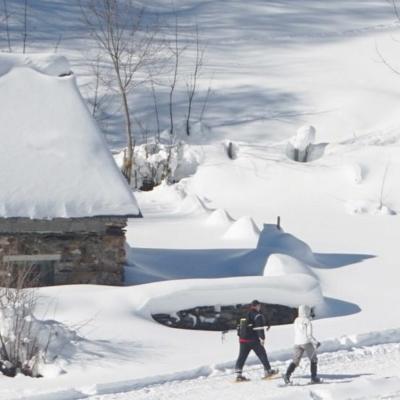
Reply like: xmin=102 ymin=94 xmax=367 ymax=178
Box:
xmin=169 ymin=15 xmax=179 ymax=141
xmin=22 ymin=0 xmax=28 ymax=54
xmin=3 ymin=0 xmax=11 ymax=52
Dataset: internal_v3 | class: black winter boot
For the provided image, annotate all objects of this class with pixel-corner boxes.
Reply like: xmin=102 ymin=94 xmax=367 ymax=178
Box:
xmin=310 ymin=361 xmax=321 ymax=383
xmin=283 ymin=362 xmax=296 ymax=384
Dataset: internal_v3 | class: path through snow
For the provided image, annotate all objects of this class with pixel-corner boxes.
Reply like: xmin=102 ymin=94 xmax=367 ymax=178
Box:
xmin=89 ymin=342 xmax=400 ymax=400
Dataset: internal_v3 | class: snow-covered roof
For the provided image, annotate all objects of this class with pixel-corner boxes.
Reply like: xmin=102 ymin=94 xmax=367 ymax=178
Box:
xmin=0 ymin=54 xmax=140 ymax=218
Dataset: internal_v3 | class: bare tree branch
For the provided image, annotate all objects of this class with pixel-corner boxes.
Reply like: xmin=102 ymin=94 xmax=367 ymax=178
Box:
xmin=2 ymin=0 xmax=12 ymax=52
xmin=185 ymin=24 xmax=205 ymax=136
xmin=80 ymin=0 xmax=160 ymax=185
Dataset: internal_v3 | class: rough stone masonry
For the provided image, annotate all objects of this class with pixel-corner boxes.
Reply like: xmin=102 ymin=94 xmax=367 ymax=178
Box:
xmin=0 ymin=217 xmax=127 ymax=286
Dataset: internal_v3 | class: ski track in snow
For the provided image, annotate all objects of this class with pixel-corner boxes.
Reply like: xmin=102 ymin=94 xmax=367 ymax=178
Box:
xmin=88 ymin=342 xmax=400 ymax=400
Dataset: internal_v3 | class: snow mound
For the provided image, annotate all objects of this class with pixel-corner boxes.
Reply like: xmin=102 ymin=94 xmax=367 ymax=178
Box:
xmin=178 ymin=194 xmax=210 ymax=214
xmin=222 ymin=216 xmax=260 ymax=241
xmin=346 ymin=200 xmax=396 ymax=216
xmin=204 ymin=208 xmax=235 ymax=227
xmin=263 ymin=253 xmax=317 ymax=279
xmin=257 ymin=224 xmax=318 ymax=266
xmin=340 ymin=162 xmax=363 ymax=184
xmin=290 ymin=125 xmax=316 ymax=152
xmin=0 ymin=53 xmax=71 ymax=77
xmin=135 ymin=275 xmax=323 ymax=317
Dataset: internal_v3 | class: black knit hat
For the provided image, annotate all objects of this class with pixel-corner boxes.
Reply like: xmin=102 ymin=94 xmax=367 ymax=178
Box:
xmin=251 ymin=299 xmax=261 ymax=306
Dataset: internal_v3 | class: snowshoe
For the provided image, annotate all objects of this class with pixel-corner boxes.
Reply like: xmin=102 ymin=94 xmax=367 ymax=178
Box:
xmin=262 ymin=368 xmax=279 ymax=380
xmin=282 ymin=373 xmax=291 ymax=385
xmin=235 ymin=375 xmax=250 ymax=382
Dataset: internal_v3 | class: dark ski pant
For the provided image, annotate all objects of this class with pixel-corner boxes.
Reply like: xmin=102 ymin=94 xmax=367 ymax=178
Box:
xmin=235 ymin=341 xmax=271 ymax=375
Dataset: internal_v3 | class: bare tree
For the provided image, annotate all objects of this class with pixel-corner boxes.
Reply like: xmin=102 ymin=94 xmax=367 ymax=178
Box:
xmin=199 ymin=80 xmax=213 ymax=122
xmin=89 ymin=53 xmax=107 ymax=118
xmin=185 ymin=25 xmax=205 ymax=136
xmin=378 ymin=162 xmax=390 ymax=209
xmin=80 ymin=0 xmax=159 ymax=184
xmin=22 ymin=0 xmax=28 ymax=53
xmin=168 ymin=14 xmax=179 ymax=141
xmin=53 ymin=34 xmax=63 ymax=53
xmin=2 ymin=0 xmax=12 ymax=52
xmin=149 ymin=76 xmax=161 ymax=141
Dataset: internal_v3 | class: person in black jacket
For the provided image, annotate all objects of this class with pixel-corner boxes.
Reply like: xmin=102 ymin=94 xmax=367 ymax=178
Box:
xmin=235 ymin=300 xmax=278 ymax=381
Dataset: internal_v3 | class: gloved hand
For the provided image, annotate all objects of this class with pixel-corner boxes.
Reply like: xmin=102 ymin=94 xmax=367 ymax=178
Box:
xmin=316 ymin=341 xmax=321 ymax=348
xmin=259 ymin=339 xmax=265 ymax=346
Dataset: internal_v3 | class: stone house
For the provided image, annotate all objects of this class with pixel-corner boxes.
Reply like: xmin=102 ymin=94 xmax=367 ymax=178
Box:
xmin=0 ymin=54 xmax=140 ymax=286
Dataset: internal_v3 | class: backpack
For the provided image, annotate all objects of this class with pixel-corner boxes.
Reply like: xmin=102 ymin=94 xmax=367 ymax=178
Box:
xmin=237 ymin=317 xmax=253 ymax=339
xmin=237 ymin=318 xmax=249 ymax=339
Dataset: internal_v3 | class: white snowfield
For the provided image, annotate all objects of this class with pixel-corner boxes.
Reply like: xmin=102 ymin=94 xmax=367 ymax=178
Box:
xmin=0 ymin=54 xmax=139 ymax=218
xmin=2 ymin=0 xmax=400 ymax=399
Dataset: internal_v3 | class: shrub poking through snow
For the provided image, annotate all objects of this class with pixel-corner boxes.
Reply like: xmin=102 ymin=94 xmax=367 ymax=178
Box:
xmin=115 ymin=141 xmax=203 ymax=190
xmin=0 ymin=269 xmax=77 ymax=377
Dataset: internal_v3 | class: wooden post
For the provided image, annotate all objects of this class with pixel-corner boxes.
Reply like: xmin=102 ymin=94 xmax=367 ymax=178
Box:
xmin=227 ymin=142 xmax=234 ymax=159
xmin=277 ymin=216 xmax=281 ymax=230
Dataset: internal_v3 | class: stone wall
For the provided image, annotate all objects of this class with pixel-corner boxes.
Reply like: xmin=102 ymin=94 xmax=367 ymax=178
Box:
xmin=153 ymin=302 xmax=298 ymax=332
xmin=0 ymin=217 xmax=128 ymax=286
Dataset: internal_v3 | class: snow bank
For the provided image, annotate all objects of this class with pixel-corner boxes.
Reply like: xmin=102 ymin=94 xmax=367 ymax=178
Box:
xmin=0 ymin=60 xmax=139 ymax=218
xmin=263 ymin=253 xmax=317 ymax=279
xmin=257 ymin=225 xmax=318 ymax=266
xmin=134 ymin=275 xmax=323 ymax=317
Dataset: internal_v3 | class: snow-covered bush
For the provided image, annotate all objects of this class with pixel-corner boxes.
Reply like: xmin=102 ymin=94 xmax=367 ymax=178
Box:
xmin=115 ymin=140 xmax=203 ymax=190
xmin=0 ymin=283 xmax=77 ymax=378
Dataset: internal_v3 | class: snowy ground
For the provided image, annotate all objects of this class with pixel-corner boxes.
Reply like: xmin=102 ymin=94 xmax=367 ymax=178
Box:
xmin=89 ymin=342 xmax=400 ymax=400
xmin=2 ymin=0 xmax=400 ymax=399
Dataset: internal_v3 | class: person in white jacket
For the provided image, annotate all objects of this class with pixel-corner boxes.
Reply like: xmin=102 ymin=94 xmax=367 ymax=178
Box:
xmin=283 ymin=305 xmax=321 ymax=384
